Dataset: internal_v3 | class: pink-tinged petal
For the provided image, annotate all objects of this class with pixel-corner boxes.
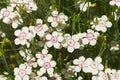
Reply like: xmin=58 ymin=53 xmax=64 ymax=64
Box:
xmin=14 ymin=76 xmax=21 ymax=80
xmin=42 ymin=49 xmax=48 ymax=54
xmin=87 ymin=29 xmax=94 ymax=33
xmin=98 ymin=64 xmax=104 ymax=70
xmin=3 ymin=17 xmax=10 ymax=24
xmin=37 ymin=59 xmax=44 ymax=66
xmin=92 ymin=69 xmax=98 ymax=75
xmin=40 ymin=67 xmax=46 ymax=74
xmin=52 ymin=31 xmax=58 ymax=36
xmin=46 ymin=34 xmax=52 ymax=40
xmin=14 ymin=68 xmax=19 ymax=75
xmin=94 ymin=32 xmax=99 ymax=38
xmin=58 ymin=36 xmax=63 ymax=42
xmin=20 ymin=40 xmax=27 ymax=45
xmin=109 ymin=1 xmax=115 ymax=5
xmin=85 ymin=58 xmax=93 ymax=65
xmin=44 ymin=57 xmax=51 ymax=62
xmin=73 ymin=59 xmax=79 ymax=65
xmin=9 ymin=13 xmax=15 ymax=18
xmin=95 ymin=26 xmax=101 ymax=31
xmin=79 ymin=56 xmax=85 ymax=62
xmin=26 ymin=67 xmax=32 ymax=74
xmin=7 ymin=6 xmax=13 ymax=12
xmin=82 ymin=33 xmax=87 ymax=37
xmin=74 ymin=42 xmax=80 ymax=49
xmin=47 ymin=68 xmax=54 ymax=75
xmin=52 ymin=10 xmax=58 ymax=16
xmin=90 ymin=39 xmax=97 ymax=46
xmin=37 ymin=70 xmax=43 ymax=76
xmin=72 ymin=35 xmax=79 ymax=41
xmin=106 ymin=21 xmax=112 ymax=27
xmin=75 ymin=66 xmax=81 ymax=72
xmin=51 ymin=22 xmax=58 ymax=27
xmin=42 ymin=76 xmax=48 ymax=80
xmin=36 ymin=53 xmax=41 ymax=58
xmin=22 ymin=27 xmax=29 ymax=32
xmin=14 ymin=30 xmax=21 ymax=36
xmin=0 ymin=8 xmax=6 ymax=13
xmin=101 ymin=27 xmax=107 ymax=32
xmin=95 ymin=57 xmax=102 ymax=63
xmin=19 ymin=64 xmax=26 ymax=69
xmin=37 ymin=31 xmax=44 ymax=37
xmin=43 ymin=24 xmax=48 ymax=31
xmin=14 ymin=38 xmax=20 ymax=45
xmin=67 ymin=46 xmax=74 ymax=53
xmin=82 ymin=38 xmax=89 ymax=45
xmin=50 ymin=61 xmax=56 ymax=67
xmin=23 ymin=75 xmax=29 ymax=80
xmin=54 ymin=42 xmax=60 ymax=49
xmin=0 ymin=14 xmax=3 ymax=19
xmin=36 ymin=19 xmax=43 ymax=24
xmin=101 ymin=15 xmax=107 ymax=21
xmin=46 ymin=41 xmax=53 ymax=47
xmin=12 ymin=22 xmax=18 ymax=28
xmin=47 ymin=16 xmax=53 ymax=22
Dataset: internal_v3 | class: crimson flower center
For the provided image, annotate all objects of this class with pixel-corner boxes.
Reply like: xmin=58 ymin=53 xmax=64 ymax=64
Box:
xmin=2 ymin=10 xmax=10 ymax=17
xmin=27 ymin=60 xmax=34 ymax=67
xmin=102 ymin=74 xmax=108 ymax=80
xmin=67 ymin=39 xmax=75 ymax=47
xmin=19 ymin=32 xmax=27 ymax=40
xmin=98 ymin=20 xmax=106 ymax=27
xmin=113 ymin=73 xmax=119 ymax=79
xmin=50 ymin=36 xmax=58 ymax=43
xmin=43 ymin=62 xmax=51 ymax=69
xmin=86 ymin=33 xmax=94 ymax=40
xmin=18 ymin=69 xmax=26 ymax=77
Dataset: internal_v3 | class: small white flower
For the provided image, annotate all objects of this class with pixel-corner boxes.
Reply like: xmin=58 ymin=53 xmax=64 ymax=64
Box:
xmin=73 ymin=56 xmax=85 ymax=72
xmin=78 ymin=1 xmax=91 ymax=12
xmin=29 ymin=19 xmax=48 ymax=37
xmin=25 ymin=57 xmax=37 ymax=68
xmin=14 ymin=27 xmax=33 ymax=45
xmin=14 ymin=64 xmax=32 ymax=80
xmin=0 ymin=6 xmax=15 ymax=24
xmin=91 ymin=15 xmax=112 ymax=32
xmin=34 ymin=76 xmax=48 ymax=80
xmin=47 ymin=10 xmax=68 ymax=28
xmin=9 ymin=0 xmax=23 ymax=7
xmin=111 ymin=69 xmax=120 ymax=80
xmin=46 ymin=31 xmax=64 ymax=49
xmin=0 ymin=75 xmax=7 ymax=80
xmin=62 ymin=34 xmax=80 ymax=53
xmin=36 ymin=49 xmax=52 ymax=60
xmin=50 ymin=73 xmax=62 ymax=80
xmin=37 ymin=57 xmax=56 ymax=75
xmin=82 ymin=29 xmax=99 ymax=46
xmin=110 ymin=43 xmax=119 ymax=51
xmin=84 ymin=57 xmax=104 ymax=75
xmin=110 ymin=0 xmax=120 ymax=6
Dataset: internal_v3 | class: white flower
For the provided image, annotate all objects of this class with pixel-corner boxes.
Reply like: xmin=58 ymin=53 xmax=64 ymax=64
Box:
xmin=14 ymin=27 xmax=33 ymax=45
xmin=0 ymin=6 xmax=15 ymax=24
xmin=91 ymin=15 xmax=112 ymax=32
xmin=36 ymin=49 xmax=52 ymax=60
xmin=9 ymin=0 xmax=23 ymax=7
xmin=62 ymin=34 xmax=80 ymax=53
xmin=14 ymin=64 xmax=32 ymax=80
xmin=84 ymin=57 xmax=104 ymax=75
xmin=0 ymin=75 xmax=7 ymax=80
xmin=82 ymin=29 xmax=99 ymax=46
xmin=110 ymin=0 xmax=120 ymax=6
xmin=23 ymin=0 xmax=38 ymax=13
xmin=37 ymin=57 xmax=56 ymax=75
xmin=34 ymin=76 xmax=48 ymax=80
xmin=78 ymin=1 xmax=91 ymax=12
xmin=73 ymin=56 xmax=85 ymax=72
xmin=29 ymin=19 xmax=48 ymax=37
xmin=110 ymin=43 xmax=119 ymax=51
xmin=110 ymin=69 xmax=120 ymax=80
xmin=50 ymin=73 xmax=62 ymax=80
xmin=47 ymin=10 xmax=68 ymax=28
xmin=11 ymin=11 xmax=23 ymax=28
xmin=25 ymin=57 xmax=37 ymax=68
xmin=92 ymin=71 xmax=109 ymax=80
xmin=46 ymin=31 xmax=64 ymax=49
